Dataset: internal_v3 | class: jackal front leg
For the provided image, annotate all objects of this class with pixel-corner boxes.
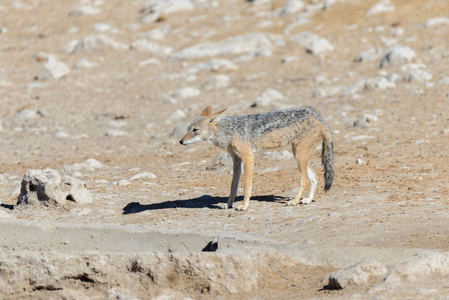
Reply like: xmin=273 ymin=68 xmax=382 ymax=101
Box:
xmin=226 ymin=153 xmax=242 ymax=209
xmin=234 ymin=150 xmax=254 ymax=211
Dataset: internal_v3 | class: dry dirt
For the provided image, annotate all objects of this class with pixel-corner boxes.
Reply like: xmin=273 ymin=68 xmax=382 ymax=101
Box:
xmin=1 ymin=0 xmax=449 ymax=299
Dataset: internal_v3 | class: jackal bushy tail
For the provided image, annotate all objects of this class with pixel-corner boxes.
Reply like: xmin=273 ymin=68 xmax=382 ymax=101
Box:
xmin=321 ymin=127 xmax=334 ymax=191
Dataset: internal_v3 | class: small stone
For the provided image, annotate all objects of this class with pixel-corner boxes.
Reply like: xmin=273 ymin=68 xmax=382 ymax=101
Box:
xmin=290 ymin=32 xmax=334 ymax=55
xmin=262 ymin=150 xmax=292 ymax=161
xmin=200 ymin=75 xmax=230 ymax=90
xmin=166 ymin=87 xmax=201 ymax=103
xmin=207 ymin=152 xmax=232 ymax=170
xmin=279 ymin=0 xmax=304 ymax=16
xmin=93 ymin=22 xmax=111 ymax=32
xmin=130 ymin=40 xmax=173 ymax=56
xmin=13 ymin=109 xmax=36 ymax=123
xmin=252 ymin=88 xmax=283 ymax=107
xmin=36 ymin=56 xmax=70 ymax=80
xmin=69 ymin=5 xmax=101 ymax=16
xmin=354 ymin=47 xmax=383 ymax=63
xmin=74 ymin=59 xmax=99 ymax=69
xmin=425 ymin=17 xmax=449 ymax=28
xmin=129 ymin=172 xmax=157 ymax=181
xmin=170 ymin=32 xmax=272 ymax=60
xmin=356 ymin=158 xmax=365 ymax=165
xmin=139 ymin=58 xmax=161 ymax=66
xmin=281 ymin=56 xmax=300 ymax=64
xmin=141 ymin=25 xmax=171 ymax=40
xmin=54 ymin=131 xmax=70 ymax=138
xmin=117 ymin=179 xmax=131 ymax=186
xmin=403 ymin=69 xmax=432 ymax=83
xmin=380 ymin=46 xmax=416 ymax=68
xmin=366 ymin=0 xmax=395 ymax=17
xmin=106 ymin=129 xmax=128 ymax=137
xmin=63 ymin=34 xmax=128 ymax=54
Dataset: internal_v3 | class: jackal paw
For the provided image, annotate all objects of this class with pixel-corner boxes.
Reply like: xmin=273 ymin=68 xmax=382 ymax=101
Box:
xmin=286 ymin=200 xmax=299 ymax=206
xmin=234 ymin=204 xmax=248 ymax=211
xmin=213 ymin=203 xmax=229 ymax=209
xmin=300 ymin=198 xmax=313 ymax=204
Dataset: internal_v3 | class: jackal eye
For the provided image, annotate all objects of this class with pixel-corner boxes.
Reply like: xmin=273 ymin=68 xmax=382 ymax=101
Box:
xmin=192 ymin=128 xmax=199 ymax=133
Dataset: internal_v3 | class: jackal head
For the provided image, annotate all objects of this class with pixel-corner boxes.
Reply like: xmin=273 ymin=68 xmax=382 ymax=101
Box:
xmin=179 ymin=106 xmax=227 ymax=145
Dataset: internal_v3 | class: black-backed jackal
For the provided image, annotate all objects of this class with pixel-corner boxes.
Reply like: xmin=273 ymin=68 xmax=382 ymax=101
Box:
xmin=180 ymin=106 xmax=334 ymax=211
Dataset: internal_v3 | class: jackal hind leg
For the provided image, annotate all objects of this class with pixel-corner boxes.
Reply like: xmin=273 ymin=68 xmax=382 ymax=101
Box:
xmin=226 ymin=153 xmax=242 ymax=209
xmin=234 ymin=150 xmax=254 ymax=211
xmin=287 ymin=142 xmax=312 ymax=206
xmin=300 ymin=164 xmax=317 ymax=204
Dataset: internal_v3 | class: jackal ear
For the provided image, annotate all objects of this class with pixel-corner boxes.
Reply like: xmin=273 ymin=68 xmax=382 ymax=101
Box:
xmin=209 ymin=108 xmax=228 ymax=123
xmin=199 ymin=106 xmax=212 ymax=117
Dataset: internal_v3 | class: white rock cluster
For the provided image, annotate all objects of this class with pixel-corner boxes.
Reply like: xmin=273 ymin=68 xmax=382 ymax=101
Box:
xmin=17 ymin=169 xmax=92 ymax=206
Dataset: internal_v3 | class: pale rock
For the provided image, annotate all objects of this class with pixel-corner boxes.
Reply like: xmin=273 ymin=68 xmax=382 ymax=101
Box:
xmin=313 ymin=86 xmax=344 ymax=98
xmin=12 ymin=109 xmax=41 ymax=123
xmin=323 ymin=0 xmax=349 ymax=9
xmin=403 ymin=69 xmax=432 ymax=83
xmin=0 ymin=210 xmax=15 ymax=219
xmin=170 ymin=32 xmax=272 ymax=59
xmin=391 ymin=27 xmax=405 ymax=37
xmin=93 ymin=22 xmax=111 ymax=32
xmin=36 ymin=56 xmax=70 ymax=80
xmin=279 ymin=0 xmax=304 ymax=16
xmin=380 ymin=46 xmax=416 ymax=68
xmin=63 ymin=159 xmax=104 ymax=174
xmin=252 ymin=88 xmax=283 ymax=107
xmin=290 ymin=32 xmax=334 ymax=55
xmin=74 ymin=59 xmax=99 ymax=69
xmin=141 ymin=25 xmax=170 ymax=40
xmin=354 ymin=47 xmax=383 ymax=63
xmin=63 ymin=34 xmax=128 ymax=54
xmin=70 ymin=207 xmax=92 ymax=216
xmin=207 ymin=152 xmax=232 ymax=170
xmin=129 ymin=172 xmax=157 ymax=181
xmin=366 ymin=0 xmax=395 ymax=17
xmin=166 ymin=87 xmax=201 ymax=103
xmin=262 ymin=150 xmax=292 ymax=161
xmin=130 ymin=40 xmax=173 ymax=56
xmin=141 ymin=0 xmax=194 ymax=23
xmin=167 ymin=110 xmax=187 ymax=122
xmin=106 ymin=129 xmax=128 ymax=137
xmin=281 ymin=56 xmax=300 ymax=64
xmin=283 ymin=18 xmax=311 ymax=34
xmin=54 ymin=131 xmax=70 ymax=138
xmin=200 ymin=74 xmax=230 ymax=90
xmin=17 ymin=169 xmax=92 ymax=206
xmin=438 ymin=77 xmax=449 ymax=85
xmin=117 ymin=179 xmax=131 ymax=186
xmin=171 ymin=122 xmax=189 ymax=137
xmin=139 ymin=58 xmax=161 ymax=66
xmin=107 ymin=119 xmax=128 ymax=128
xmin=208 ymin=59 xmax=239 ymax=72
xmin=384 ymin=251 xmax=449 ymax=284
xmin=425 ymin=17 xmax=449 ymax=28
xmin=364 ymin=76 xmax=396 ymax=90
xmin=69 ymin=5 xmax=101 ymax=16
xmin=353 ymin=114 xmax=379 ymax=127
xmin=327 ymin=259 xmax=387 ymax=289
xmin=356 ymin=158 xmax=365 ymax=165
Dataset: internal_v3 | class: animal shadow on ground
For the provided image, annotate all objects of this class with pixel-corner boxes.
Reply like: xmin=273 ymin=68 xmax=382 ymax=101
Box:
xmin=122 ymin=195 xmax=289 ymax=214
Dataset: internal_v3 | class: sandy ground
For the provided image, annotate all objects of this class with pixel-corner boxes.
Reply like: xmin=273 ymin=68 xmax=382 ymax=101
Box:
xmin=1 ymin=0 xmax=449 ymax=298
